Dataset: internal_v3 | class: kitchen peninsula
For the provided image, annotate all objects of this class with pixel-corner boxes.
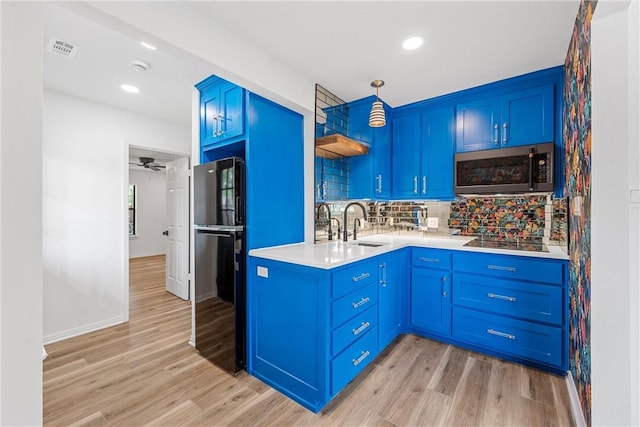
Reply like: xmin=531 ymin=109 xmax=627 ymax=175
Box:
xmin=247 ymin=234 xmax=568 ymax=412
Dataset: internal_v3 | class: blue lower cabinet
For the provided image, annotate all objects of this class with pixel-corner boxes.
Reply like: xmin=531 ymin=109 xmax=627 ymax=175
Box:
xmin=452 ymin=307 xmax=562 ymax=368
xmin=378 ymin=249 xmax=408 ymax=350
xmin=411 ymin=267 xmax=451 ymax=336
xmin=332 ymin=307 xmax=377 ymax=356
xmin=331 ymin=326 xmax=379 ymax=395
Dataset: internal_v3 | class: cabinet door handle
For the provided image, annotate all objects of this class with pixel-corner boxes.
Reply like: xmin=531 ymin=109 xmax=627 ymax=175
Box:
xmin=213 ymin=116 xmax=218 ymax=137
xmin=352 ymin=297 xmax=370 ymax=309
xmin=218 ymin=114 xmax=224 ymax=136
xmin=352 ymin=321 xmax=370 ymax=335
xmin=418 ymin=257 xmax=440 ymax=263
xmin=493 ymin=123 xmax=499 ymax=144
xmin=441 ymin=276 xmax=448 ymax=297
xmin=377 ymin=175 xmax=382 ymax=193
xmin=487 ymin=328 xmax=516 ymax=340
xmin=380 ymin=262 xmax=387 ymax=287
xmin=413 ymin=176 xmax=418 ymax=194
xmin=352 ymin=350 xmax=370 ymax=366
xmin=487 ymin=292 xmax=516 ymax=302
xmin=487 ymin=264 xmax=516 ymax=272
xmin=502 ymin=123 xmax=507 ymax=143
xmin=422 ymin=176 xmax=427 ymax=194
xmin=352 ymin=272 xmax=370 ymax=282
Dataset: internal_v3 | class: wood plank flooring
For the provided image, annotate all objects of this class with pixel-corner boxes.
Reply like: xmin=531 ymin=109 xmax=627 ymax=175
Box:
xmin=43 ymin=255 xmax=574 ymax=426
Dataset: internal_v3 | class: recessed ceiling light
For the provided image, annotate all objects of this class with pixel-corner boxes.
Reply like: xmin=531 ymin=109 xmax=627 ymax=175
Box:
xmin=402 ymin=37 xmax=423 ymax=50
xmin=121 ymin=84 xmax=140 ymax=94
xmin=140 ymin=41 xmax=157 ymax=51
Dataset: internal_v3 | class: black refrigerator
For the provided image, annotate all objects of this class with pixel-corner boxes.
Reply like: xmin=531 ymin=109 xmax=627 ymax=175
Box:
xmin=194 ymin=157 xmax=245 ymax=374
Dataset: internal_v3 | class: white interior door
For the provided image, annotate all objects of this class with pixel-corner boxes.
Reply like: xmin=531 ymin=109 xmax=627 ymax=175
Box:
xmin=166 ymin=157 xmax=190 ymax=300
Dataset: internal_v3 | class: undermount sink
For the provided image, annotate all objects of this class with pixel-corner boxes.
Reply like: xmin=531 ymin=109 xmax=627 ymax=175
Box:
xmin=347 ymin=241 xmax=387 ymax=248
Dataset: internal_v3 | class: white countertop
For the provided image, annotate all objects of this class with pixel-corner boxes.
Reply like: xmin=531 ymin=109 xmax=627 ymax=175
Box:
xmin=248 ymin=234 xmax=569 ymax=269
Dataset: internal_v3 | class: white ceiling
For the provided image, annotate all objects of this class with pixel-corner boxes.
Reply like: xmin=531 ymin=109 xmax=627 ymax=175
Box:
xmin=43 ymin=1 xmax=580 ymax=128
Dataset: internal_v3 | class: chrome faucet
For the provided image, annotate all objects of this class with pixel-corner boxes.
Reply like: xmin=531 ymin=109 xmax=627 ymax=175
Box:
xmin=342 ymin=202 xmax=367 ymax=242
xmin=317 ymin=203 xmax=333 ymax=240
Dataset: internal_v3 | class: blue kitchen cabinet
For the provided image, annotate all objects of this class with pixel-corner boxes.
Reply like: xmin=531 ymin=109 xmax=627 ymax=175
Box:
xmin=248 ymin=256 xmax=380 ymax=412
xmin=349 ymin=96 xmax=392 ymax=199
xmin=378 ymin=249 xmax=408 ymax=350
xmin=451 ymin=251 xmax=568 ymax=372
xmin=456 ymin=84 xmax=554 ymax=152
xmin=245 ymin=93 xmax=304 ymax=250
xmin=196 ymin=77 xmax=245 ymax=152
xmin=410 ymin=248 xmax=452 ymax=336
xmin=422 ymin=106 xmax=455 ymax=199
xmin=392 ymin=106 xmax=455 ymax=199
xmin=391 ymin=113 xmax=421 ymax=198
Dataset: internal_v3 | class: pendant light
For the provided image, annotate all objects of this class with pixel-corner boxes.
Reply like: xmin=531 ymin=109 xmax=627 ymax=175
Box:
xmin=368 ymin=80 xmax=386 ymax=127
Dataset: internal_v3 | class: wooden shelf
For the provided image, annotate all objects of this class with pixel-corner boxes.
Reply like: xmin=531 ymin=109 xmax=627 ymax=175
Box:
xmin=315 ymin=134 xmax=369 ymax=159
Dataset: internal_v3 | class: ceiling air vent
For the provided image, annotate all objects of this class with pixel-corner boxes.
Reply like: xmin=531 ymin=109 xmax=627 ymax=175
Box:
xmin=46 ymin=38 xmax=80 ymax=59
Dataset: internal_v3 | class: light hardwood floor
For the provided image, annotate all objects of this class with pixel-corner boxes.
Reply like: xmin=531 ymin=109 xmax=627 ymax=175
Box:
xmin=43 ymin=255 xmax=574 ymax=426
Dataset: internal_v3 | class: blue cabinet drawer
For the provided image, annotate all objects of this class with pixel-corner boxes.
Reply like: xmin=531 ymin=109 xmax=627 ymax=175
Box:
xmin=332 ymin=306 xmax=378 ymax=356
xmin=332 ymin=283 xmax=378 ymax=328
xmin=412 ymin=248 xmax=451 ymax=270
xmin=453 ymin=307 xmax=562 ymax=368
xmin=452 ymin=252 xmax=564 ymax=285
xmin=331 ymin=259 xmax=379 ymax=299
xmin=453 ymin=273 xmax=562 ymax=325
xmin=331 ymin=326 xmax=378 ymax=395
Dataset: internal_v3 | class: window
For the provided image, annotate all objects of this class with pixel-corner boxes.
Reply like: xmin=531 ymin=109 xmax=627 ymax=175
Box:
xmin=128 ymin=184 xmax=137 ymax=236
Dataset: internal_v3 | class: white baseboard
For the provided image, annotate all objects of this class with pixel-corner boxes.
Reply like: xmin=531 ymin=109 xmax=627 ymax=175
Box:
xmin=566 ymin=373 xmax=588 ymax=427
xmin=43 ymin=315 xmax=126 ymax=345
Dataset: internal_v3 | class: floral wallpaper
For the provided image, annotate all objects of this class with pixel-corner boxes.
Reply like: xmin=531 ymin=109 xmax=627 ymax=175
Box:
xmin=564 ymin=1 xmax=596 ymax=425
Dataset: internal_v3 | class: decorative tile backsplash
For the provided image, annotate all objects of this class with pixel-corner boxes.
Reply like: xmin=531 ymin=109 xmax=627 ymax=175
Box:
xmin=315 ymin=196 xmax=568 ymax=245
xmin=449 ymin=195 xmax=547 ymax=240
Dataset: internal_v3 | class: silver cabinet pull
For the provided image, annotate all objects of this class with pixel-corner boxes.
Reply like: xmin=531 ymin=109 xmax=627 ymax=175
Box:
xmin=377 ymin=175 xmax=382 ymax=193
xmin=488 ymin=292 xmax=516 ymax=302
xmin=218 ymin=114 xmax=224 ymax=136
xmin=418 ymin=257 xmax=440 ymax=263
xmin=352 ymin=350 xmax=370 ymax=366
xmin=212 ymin=116 xmax=219 ymax=137
xmin=487 ymin=328 xmax=515 ymax=340
xmin=352 ymin=297 xmax=370 ymax=309
xmin=352 ymin=321 xmax=370 ymax=335
xmin=352 ymin=272 xmax=370 ymax=282
xmin=487 ymin=265 xmax=516 ymax=272
xmin=493 ymin=123 xmax=499 ymax=144
xmin=413 ymin=176 xmax=418 ymax=194
xmin=422 ymin=176 xmax=427 ymax=194
xmin=502 ymin=122 xmax=507 ymax=143
xmin=442 ymin=276 xmax=448 ymax=297
xmin=380 ymin=263 xmax=387 ymax=287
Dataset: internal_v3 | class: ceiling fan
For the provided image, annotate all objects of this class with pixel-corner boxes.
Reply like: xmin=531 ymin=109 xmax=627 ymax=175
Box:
xmin=129 ymin=157 xmax=166 ymax=171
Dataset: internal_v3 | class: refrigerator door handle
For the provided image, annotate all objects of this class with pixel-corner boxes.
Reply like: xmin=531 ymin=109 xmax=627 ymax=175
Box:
xmin=235 ymin=196 xmax=241 ymax=224
xmin=196 ymin=230 xmax=233 ymax=238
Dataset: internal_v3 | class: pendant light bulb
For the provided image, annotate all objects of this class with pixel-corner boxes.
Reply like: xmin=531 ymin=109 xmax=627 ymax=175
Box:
xmin=369 ymin=80 xmax=386 ymax=128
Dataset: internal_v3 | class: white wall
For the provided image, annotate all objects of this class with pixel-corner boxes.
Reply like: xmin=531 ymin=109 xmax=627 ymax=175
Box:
xmin=0 ymin=2 xmax=43 ymax=425
xmin=43 ymin=90 xmax=190 ymax=343
xmin=128 ymin=169 xmax=167 ymax=258
xmin=77 ymin=1 xmax=316 ymax=245
xmin=591 ymin=1 xmax=640 ymax=425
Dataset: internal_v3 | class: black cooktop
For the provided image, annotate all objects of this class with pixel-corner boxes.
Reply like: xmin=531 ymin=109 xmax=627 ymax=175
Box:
xmin=463 ymin=237 xmax=549 ymax=253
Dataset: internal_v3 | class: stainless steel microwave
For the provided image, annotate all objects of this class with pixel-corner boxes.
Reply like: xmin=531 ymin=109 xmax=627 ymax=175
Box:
xmin=454 ymin=142 xmax=554 ymax=194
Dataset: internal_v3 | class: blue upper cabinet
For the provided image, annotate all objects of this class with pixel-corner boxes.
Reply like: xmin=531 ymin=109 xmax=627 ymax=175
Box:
xmin=392 ymin=106 xmax=455 ymax=200
xmin=500 ymin=85 xmax=554 ymax=148
xmin=391 ymin=113 xmax=421 ymax=198
xmin=456 ymin=83 xmax=555 ymax=152
xmin=196 ymin=77 xmax=245 ymax=151
xmin=455 ymin=97 xmax=501 ymax=152
xmin=348 ymin=96 xmax=392 ymax=200
xmin=422 ymin=106 xmax=455 ymax=199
